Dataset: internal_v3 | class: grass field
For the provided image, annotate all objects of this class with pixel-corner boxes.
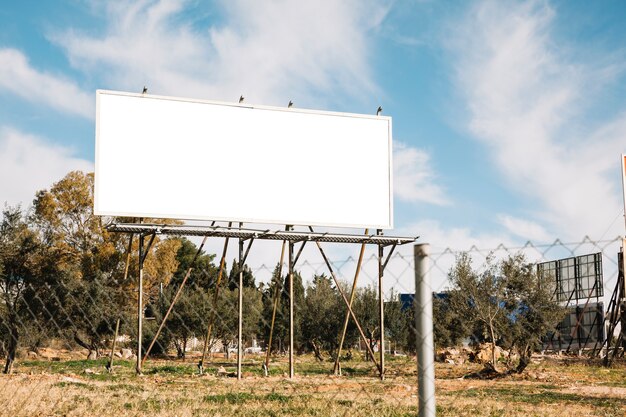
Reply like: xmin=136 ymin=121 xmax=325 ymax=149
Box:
xmin=0 ymin=353 xmax=625 ymax=416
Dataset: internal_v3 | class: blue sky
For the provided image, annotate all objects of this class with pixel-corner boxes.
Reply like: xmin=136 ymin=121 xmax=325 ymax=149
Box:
xmin=1 ymin=0 xmax=625 ymax=261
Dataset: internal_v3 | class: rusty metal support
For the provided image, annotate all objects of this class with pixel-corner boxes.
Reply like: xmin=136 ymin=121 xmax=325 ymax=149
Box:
xmin=136 ymin=232 xmax=145 ymax=374
xmin=565 ymin=279 xmax=599 ymax=353
xmin=377 ymin=230 xmax=385 ymax=380
xmin=124 ymin=233 xmax=134 ymax=281
xmin=141 ymin=236 xmax=209 ymax=367
xmin=309 ymin=227 xmax=381 ymax=373
xmin=264 ymin=238 xmax=287 ymax=376
xmin=288 ymin=225 xmax=295 ymax=379
xmin=333 ymin=229 xmax=368 ymax=375
xmin=237 ymin=223 xmax=244 ymax=380
xmin=199 ymin=222 xmax=232 ymax=374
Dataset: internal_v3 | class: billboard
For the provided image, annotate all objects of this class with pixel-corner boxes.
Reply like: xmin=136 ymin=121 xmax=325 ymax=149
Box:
xmin=537 ymin=253 xmax=604 ymax=302
xmin=544 ymin=302 xmax=604 ymax=350
xmin=95 ymin=90 xmax=393 ymax=229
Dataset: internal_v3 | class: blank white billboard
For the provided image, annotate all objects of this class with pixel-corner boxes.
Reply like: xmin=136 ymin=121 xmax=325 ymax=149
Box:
xmin=95 ymin=90 xmax=393 ymax=229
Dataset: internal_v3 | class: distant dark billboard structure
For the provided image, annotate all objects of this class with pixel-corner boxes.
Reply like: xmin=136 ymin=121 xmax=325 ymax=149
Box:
xmin=538 ymin=253 xmax=605 ymax=351
xmin=537 ymin=253 xmax=604 ymax=302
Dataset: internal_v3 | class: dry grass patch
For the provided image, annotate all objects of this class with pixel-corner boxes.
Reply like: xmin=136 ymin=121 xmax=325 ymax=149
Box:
xmin=0 ymin=354 xmax=624 ymax=416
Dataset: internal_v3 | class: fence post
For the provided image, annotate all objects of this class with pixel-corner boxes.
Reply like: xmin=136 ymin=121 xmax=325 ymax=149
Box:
xmin=414 ymin=243 xmax=435 ymax=417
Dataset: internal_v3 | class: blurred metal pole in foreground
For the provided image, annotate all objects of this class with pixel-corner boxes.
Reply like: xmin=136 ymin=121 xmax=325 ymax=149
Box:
xmin=414 ymin=243 xmax=435 ymax=417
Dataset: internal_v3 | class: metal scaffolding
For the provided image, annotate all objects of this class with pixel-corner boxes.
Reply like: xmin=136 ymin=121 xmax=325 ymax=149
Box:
xmin=107 ymin=222 xmax=417 ymax=378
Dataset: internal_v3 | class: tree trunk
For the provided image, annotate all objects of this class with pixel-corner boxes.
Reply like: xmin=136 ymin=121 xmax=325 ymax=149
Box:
xmin=4 ymin=323 xmax=18 ymax=374
xmin=516 ymin=345 xmax=532 ymax=374
xmin=488 ymin=321 xmax=498 ymax=372
xmin=182 ymin=338 xmax=187 ymax=361
xmin=74 ymin=332 xmax=95 ymax=359
xmin=310 ymin=340 xmax=324 ymax=362
xmin=174 ymin=339 xmax=184 ymax=359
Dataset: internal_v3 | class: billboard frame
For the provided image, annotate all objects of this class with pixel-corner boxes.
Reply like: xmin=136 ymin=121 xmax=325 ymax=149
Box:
xmin=94 ymin=90 xmax=394 ymax=229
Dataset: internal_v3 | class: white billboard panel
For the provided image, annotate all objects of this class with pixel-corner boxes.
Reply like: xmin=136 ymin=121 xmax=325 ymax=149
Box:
xmin=95 ymin=90 xmax=393 ymax=229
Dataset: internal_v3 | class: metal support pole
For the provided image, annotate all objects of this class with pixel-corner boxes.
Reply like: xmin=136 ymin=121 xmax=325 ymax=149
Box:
xmin=333 ymin=229 xmax=368 ymax=375
xmin=199 ymin=225 xmax=231 ymax=374
xmin=377 ymin=233 xmax=385 ymax=381
xmin=264 ymin=238 xmax=287 ymax=376
xmin=309 ymin=227 xmax=381 ymax=373
xmin=142 ymin=236 xmax=208 ymax=367
xmin=237 ymin=223 xmax=244 ymax=380
xmin=414 ymin=243 xmax=435 ymax=417
xmin=288 ymin=226 xmax=295 ymax=379
xmin=124 ymin=233 xmax=134 ymax=281
xmin=136 ymin=233 xmax=145 ymax=375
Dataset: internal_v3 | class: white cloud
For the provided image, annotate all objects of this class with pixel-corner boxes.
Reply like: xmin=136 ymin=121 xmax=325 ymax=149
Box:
xmin=497 ymin=214 xmax=551 ymax=242
xmin=393 ymin=141 xmax=449 ymax=205
xmin=451 ymin=0 xmax=626 ymax=241
xmin=0 ymin=48 xmax=93 ymax=119
xmin=53 ymin=0 xmax=388 ymax=106
xmin=0 ymin=127 xmax=93 ymax=208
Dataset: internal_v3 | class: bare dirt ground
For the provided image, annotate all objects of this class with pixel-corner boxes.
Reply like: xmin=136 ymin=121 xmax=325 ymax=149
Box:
xmin=0 ymin=353 xmax=624 ymax=416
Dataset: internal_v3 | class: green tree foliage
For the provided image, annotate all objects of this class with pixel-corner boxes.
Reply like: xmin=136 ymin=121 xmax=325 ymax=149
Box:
xmin=260 ymin=263 xmax=284 ymax=353
xmin=24 ymin=170 xmax=182 ymax=357
xmin=301 ymin=274 xmax=343 ymax=360
xmin=0 ymin=207 xmax=41 ymax=373
xmin=432 ymin=293 xmax=469 ymax=349
xmin=449 ymin=253 xmax=506 ymax=370
xmin=152 ymin=238 xmax=218 ymax=359
xmin=210 ymin=287 xmax=263 ymax=358
xmin=260 ymin=267 xmax=306 ymax=354
xmin=384 ymin=289 xmax=411 ymax=354
xmin=448 ymin=252 xmax=566 ymax=373
xmin=227 ymin=259 xmax=256 ymax=290
xmin=171 ymin=238 xmax=217 ymax=290
xmin=500 ymin=254 xmax=566 ymax=373
xmin=353 ymin=285 xmax=379 ymax=361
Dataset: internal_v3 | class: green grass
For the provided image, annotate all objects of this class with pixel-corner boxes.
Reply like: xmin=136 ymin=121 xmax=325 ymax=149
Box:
xmin=452 ymin=386 xmax=625 ymax=409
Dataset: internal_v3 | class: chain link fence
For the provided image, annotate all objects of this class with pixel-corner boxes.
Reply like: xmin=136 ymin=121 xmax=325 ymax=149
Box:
xmin=1 ymin=229 xmax=625 ymax=416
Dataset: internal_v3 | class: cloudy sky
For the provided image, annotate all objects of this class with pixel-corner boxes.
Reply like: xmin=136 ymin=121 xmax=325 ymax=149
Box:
xmin=1 ymin=0 xmax=625 ymax=267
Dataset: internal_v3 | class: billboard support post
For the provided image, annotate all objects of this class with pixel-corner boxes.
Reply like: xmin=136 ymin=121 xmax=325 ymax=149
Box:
xmin=264 ymin=238 xmax=287 ymax=376
xmin=142 ymin=234 xmax=210 ymax=368
xmin=309 ymin=226 xmax=382 ymax=374
xmin=135 ymin=231 xmax=155 ymax=375
xmin=288 ymin=225 xmax=295 ymax=379
xmin=108 ymin=223 xmax=415 ymax=378
xmin=333 ymin=229 xmax=369 ymax=375
xmin=199 ymin=224 xmax=231 ymax=375
xmin=237 ymin=223 xmax=244 ymax=380
xmin=377 ymin=229 xmax=385 ymax=381
xmin=136 ymin=233 xmax=143 ymax=375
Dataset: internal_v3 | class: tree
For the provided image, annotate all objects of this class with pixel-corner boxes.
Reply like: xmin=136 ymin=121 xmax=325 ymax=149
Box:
xmin=153 ymin=238 xmax=218 ymax=359
xmin=227 ymin=260 xmax=256 ymax=290
xmin=30 ymin=170 xmax=182 ymax=356
xmin=449 ymin=252 xmax=566 ymax=373
xmin=210 ymin=287 xmax=263 ymax=358
xmin=353 ymin=285 xmax=380 ymax=361
xmin=500 ymin=254 xmax=565 ymax=373
xmin=432 ymin=292 xmax=469 ymax=349
xmin=170 ymin=238 xmax=217 ymax=290
xmin=449 ymin=253 xmax=505 ymax=370
xmin=260 ymin=263 xmax=284 ymax=353
xmin=384 ymin=289 xmax=411 ymax=354
xmin=301 ymin=274 xmax=343 ymax=360
xmin=0 ymin=207 xmax=41 ymax=373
